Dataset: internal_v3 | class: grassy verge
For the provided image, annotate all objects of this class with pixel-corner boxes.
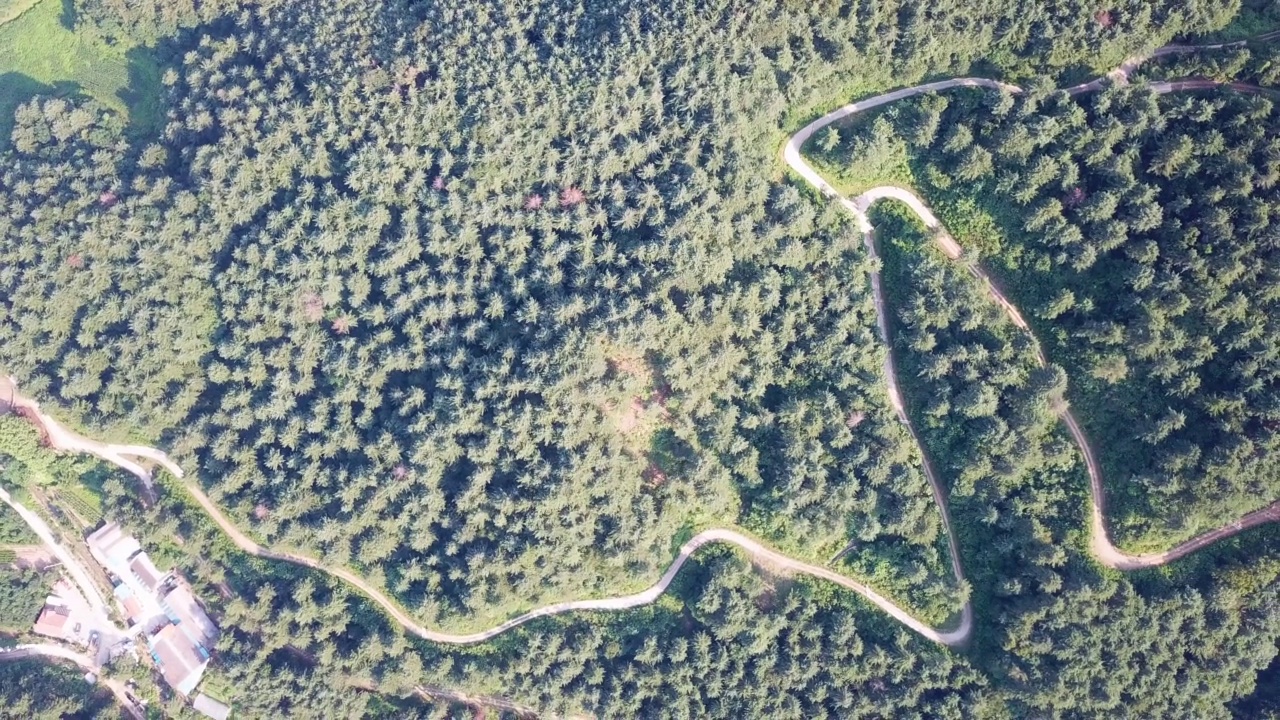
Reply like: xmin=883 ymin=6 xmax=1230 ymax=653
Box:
xmin=0 ymin=0 xmax=162 ymax=144
xmin=0 ymin=0 xmax=40 ymax=25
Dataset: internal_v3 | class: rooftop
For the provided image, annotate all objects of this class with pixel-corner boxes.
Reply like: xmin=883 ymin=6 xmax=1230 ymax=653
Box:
xmin=163 ymin=583 xmax=219 ymax=647
xmin=193 ymin=693 xmax=232 ymax=720
xmin=32 ymin=603 xmax=71 ymax=639
xmin=86 ymin=522 xmax=143 ymax=568
xmin=114 ymin=587 xmax=146 ymax=625
xmin=148 ymin=623 xmax=208 ymax=696
xmin=129 ymin=553 xmax=165 ymax=592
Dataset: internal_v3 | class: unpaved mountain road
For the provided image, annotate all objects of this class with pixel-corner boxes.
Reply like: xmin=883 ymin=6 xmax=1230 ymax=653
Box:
xmin=0 ymin=35 xmax=1276 ymax=666
xmin=0 ymin=375 xmax=183 ymax=490
xmin=182 ymin=478 xmax=972 ymax=645
xmin=784 ymin=53 xmax=1279 ymax=573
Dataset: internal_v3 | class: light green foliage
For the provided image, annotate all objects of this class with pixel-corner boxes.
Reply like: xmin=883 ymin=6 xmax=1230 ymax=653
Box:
xmin=0 ymin=0 xmax=41 ymax=25
xmin=0 ymin=416 xmax=45 ymax=471
xmin=51 ymin=483 xmax=104 ymax=526
xmin=0 ymin=0 xmax=162 ymax=143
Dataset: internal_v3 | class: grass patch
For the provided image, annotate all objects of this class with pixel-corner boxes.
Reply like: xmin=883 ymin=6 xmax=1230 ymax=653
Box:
xmin=0 ymin=0 xmax=41 ymax=25
xmin=197 ymin=672 xmax=237 ymax=703
xmin=0 ymin=0 xmax=162 ymax=144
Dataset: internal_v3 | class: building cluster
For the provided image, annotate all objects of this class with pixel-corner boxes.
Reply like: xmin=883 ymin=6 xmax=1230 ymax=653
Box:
xmin=85 ymin=522 xmax=220 ymax=696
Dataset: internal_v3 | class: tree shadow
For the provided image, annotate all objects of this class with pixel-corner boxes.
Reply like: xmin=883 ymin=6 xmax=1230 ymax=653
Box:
xmin=120 ymin=46 xmax=164 ymax=141
xmin=59 ymin=0 xmax=75 ymax=29
xmin=0 ymin=72 xmax=83 ymax=149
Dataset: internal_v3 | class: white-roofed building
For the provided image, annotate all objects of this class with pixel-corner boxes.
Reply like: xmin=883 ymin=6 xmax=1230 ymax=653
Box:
xmin=84 ymin=521 xmax=221 ymax=697
xmin=162 ymin=583 xmax=219 ymax=648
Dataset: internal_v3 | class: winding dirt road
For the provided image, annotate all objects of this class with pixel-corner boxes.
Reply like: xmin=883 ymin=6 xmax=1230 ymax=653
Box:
xmin=782 ymin=57 xmax=1280 ymax=572
xmin=0 ymin=36 xmax=1276 ymax=662
xmin=0 ymin=376 xmax=183 ymax=490
xmin=182 ymin=480 xmax=970 ymax=644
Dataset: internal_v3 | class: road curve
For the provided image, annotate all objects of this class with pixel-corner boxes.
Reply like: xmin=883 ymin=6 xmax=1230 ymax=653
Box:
xmin=0 ymin=36 xmax=1274 ymax=662
xmin=0 ymin=376 xmax=184 ymax=489
xmin=782 ymin=58 xmax=1279 ymax=572
xmin=3 ymin=369 xmax=971 ymax=646
xmin=181 ymin=479 xmax=970 ymax=645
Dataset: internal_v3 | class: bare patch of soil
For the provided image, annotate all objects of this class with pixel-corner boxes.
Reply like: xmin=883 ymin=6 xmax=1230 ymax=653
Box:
xmin=599 ymin=348 xmax=672 ymax=456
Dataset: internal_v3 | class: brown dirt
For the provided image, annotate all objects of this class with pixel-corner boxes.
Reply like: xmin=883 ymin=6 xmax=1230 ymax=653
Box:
xmin=2 ymin=544 xmax=55 ymax=569
xmin=600 ymin=350 xmax=672 ymax=451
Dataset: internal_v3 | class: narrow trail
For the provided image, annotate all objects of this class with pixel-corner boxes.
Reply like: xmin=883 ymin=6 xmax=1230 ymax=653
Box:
xmin=0 ymin=36 xmax=1275 ymax=670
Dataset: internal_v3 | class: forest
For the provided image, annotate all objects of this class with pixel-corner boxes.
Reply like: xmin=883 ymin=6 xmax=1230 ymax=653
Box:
xmin=0 ymin=659 xmax=120 ymax=718
xmin=0 ymin=0 xmax=1279 ymax=716
xmin=815 ymin=74 xmax=1280 ymax=549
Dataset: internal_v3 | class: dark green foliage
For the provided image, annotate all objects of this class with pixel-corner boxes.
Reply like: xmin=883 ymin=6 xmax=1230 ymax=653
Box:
xmin=0 ymin=504 xmax=36 ymax=544
xmin=1231 ymin=650 xmax=1280 ymax=718
xmin=875 ymin=83 xmax=1280 ymax=548
xmin=100 ymin=432 xmax=1280 ymax=720
xmin=0 ymin=567 xmax=44 ymax=628
xmin=0 ymin=99 xmax=215 ymax=439
xmin=2 ymin=0 xmax=1279 ymax=716
xmin=872 ymin=207 xmax=1280 ymax=719
xmin=76 ymin=0 xmax=263 ymax=42
xmin=0 ymin=659 xmax=118 ymax=718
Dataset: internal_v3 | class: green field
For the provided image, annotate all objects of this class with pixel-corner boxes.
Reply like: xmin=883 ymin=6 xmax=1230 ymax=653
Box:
xmin=0 ymin=0 xmax=161 ymax=143
xmin=0 ymin=0 xmax=42 ymax=25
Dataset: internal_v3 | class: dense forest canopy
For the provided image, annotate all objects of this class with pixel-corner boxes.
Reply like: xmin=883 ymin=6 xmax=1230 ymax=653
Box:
xmin=90 ymin=415 xmax=1280 ymax=719
xmin=0 ymin=659 xmax=119 ymax=718
xmin=2 ymin=0 xmax=1280 ymax=716
xmin=823 ymin=80 xmax=1280 ymax=548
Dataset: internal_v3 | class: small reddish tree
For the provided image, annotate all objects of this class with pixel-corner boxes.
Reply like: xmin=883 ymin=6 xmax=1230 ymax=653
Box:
xmin=560 ymin=186 xmax=585 ymax=207
xmin=301 ymin=292 xmax=326 ymax=322
xmin=1064 ymin=186 xmax=1087 ymax=208
xmin=524 ymin=193 xmax=544 ymax=210
xmin=1095 ymin=9 xmax=1114 ymax=27
xmin=332 ymin=315 xmax=356 ymax=334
